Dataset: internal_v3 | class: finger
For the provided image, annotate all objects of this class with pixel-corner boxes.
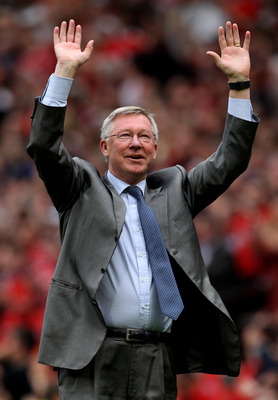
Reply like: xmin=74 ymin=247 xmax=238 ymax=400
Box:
xmin=232 ymin=23 xmax=240 ymax=46
xmin=242 ymin=30 xmax=251 ymax=52
xmin=74 ymin=24 xmax=82 ymax=47
xmin=225 ymin=21 xmax=234 ymax=46
xmin=218 ymin=26 xmax=227 ymax=52
xmin=67 ymin=19 xmax=75 ymax=43
xmin=53 ymin=26 xmax=60 ymax=46
xmin=60 ymin=21 xmax=67 ymax=42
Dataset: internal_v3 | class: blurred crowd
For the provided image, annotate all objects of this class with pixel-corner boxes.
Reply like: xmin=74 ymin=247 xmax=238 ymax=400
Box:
xmin=1 ymin=0 xmax=278 ymax=398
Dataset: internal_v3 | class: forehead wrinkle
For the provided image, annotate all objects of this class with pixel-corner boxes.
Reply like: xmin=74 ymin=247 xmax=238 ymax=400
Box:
xmin=111 ymin=114 xmax=152 ymax=132
xmin=117 ymin=128 xmax=153 ymax=134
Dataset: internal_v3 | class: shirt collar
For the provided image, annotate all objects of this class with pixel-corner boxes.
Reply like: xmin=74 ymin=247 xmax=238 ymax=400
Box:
xmin=107 ymin=170 xmax=146 ymax=195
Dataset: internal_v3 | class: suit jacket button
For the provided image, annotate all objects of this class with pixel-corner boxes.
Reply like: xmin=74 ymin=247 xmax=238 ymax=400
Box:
xmin=101 ymin=268 xmax=106 ymax=273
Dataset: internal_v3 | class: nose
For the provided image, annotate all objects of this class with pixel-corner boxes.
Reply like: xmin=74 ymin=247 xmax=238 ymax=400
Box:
xmin=129 ymin=134 xmax=142 ymax=147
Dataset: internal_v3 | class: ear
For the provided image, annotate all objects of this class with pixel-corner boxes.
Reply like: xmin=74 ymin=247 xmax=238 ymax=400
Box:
xmin=100 ymin=139 xmax=109 ymax=157
xmin=153 ymin=143 xmax=158 ymax=160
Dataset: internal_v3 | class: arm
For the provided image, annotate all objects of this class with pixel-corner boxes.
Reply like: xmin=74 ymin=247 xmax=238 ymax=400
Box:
xmin=185 ymin=22 xmax=259 ymax=215
xmin=27 ymin=21 xmax=94 ymax=212
xmin=186 ymin=114 xmax=259 ymax=217
xmin=27 ymin=100 xmax=86 ymax=212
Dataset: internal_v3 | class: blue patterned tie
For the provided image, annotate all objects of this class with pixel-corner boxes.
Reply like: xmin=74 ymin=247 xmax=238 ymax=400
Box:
xmin=126 ymin=185 xmax=184 ymax=320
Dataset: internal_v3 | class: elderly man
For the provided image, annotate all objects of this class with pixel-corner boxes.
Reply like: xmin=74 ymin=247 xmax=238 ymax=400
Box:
xmin=27 ymin=19 xmax=259 ymax=400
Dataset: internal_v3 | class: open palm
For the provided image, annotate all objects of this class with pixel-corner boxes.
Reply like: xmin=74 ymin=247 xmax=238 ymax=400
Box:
xmin=207 ymin=22 xmax=251 ymax=81
xmin=53 ymin=20 xmax=94 ymax=78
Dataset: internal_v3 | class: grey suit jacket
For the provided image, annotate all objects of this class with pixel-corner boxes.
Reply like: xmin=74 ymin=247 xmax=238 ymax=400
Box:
xmin=27 ymin=98 xmax=259 ymax=376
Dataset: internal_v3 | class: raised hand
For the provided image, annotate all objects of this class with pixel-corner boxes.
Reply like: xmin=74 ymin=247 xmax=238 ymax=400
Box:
xmin=53 ymin=19 xmax=94 ymax=79
xmin=207 ymin=21 xmax=251 ymax=82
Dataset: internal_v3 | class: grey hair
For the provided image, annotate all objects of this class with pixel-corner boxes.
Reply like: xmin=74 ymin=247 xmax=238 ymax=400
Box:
xmin=100 ymin=106 xmax=159 ymax=143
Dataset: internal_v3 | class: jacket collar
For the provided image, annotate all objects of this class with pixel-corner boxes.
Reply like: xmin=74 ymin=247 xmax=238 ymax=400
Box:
xmin=102 ymin=171 xmax=168 ymax=246
xmin=102 ymin=171 xmax=162 ymax=200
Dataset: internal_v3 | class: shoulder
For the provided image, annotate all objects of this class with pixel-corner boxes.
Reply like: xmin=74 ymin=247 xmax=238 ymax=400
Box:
xmin=74 ymin=157 xmax=100 ymax=175
xmin=146 ymin=165 xmax=187 ymax=189
xmin=72 ymin=157 xmax=102 ymax=187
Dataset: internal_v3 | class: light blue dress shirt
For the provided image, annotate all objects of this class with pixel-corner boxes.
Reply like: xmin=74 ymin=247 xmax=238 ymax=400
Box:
xmin=40 ymin=73 xmax=253 ymax=331
xmin=95 ymin=172 xmax=172 ymax=331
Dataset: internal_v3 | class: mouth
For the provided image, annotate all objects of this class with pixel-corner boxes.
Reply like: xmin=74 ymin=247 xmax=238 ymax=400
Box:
xmin=127 ymin=155 xmax=144 ymax=160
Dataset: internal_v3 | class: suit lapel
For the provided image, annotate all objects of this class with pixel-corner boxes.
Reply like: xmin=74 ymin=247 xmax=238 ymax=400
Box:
xmin=102 ymin=172 xmax=126 ymax=237
xmin=145 ymin=184 xmax=170 ymax=248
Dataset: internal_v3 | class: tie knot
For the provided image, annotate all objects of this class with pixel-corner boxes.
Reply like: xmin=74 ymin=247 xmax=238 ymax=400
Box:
xmin=126 ymin=185 xmax=143 ymax=199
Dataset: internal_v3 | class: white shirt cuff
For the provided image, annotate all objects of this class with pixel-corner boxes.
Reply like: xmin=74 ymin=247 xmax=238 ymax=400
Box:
xmin=41 ymin=74 xmax=73 ymax=107
xmin=228 ymin=97 xmax=253 ymax=122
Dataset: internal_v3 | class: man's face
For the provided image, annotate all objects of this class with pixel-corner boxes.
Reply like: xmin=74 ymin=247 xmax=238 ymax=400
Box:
xmin=100 ymin=114 xmax=158 ymax=185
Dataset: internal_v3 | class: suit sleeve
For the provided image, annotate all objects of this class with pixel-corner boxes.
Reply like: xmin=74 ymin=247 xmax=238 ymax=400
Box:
xmin=27 ymin=98 xmax=86 ymax=212
xmin=185 ymin=113 xmax=260 ymax=217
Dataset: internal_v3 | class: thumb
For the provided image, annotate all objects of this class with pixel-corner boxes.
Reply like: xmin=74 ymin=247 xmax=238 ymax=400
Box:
xmin=206 ymin=51 xmax=221 ymax=64
xmin=83 ymin=40 xmax=94 ymax=59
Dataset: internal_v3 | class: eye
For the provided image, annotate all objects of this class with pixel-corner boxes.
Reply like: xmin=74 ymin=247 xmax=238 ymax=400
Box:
xmin=139 ymin=132 xmax=152 ymax=141
xmin=118 ymin=131 xmax=132 ymax=140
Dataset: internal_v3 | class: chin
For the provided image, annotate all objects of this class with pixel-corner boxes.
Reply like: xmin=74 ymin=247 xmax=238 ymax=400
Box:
xmin=130 ymin=166 xmax=147 ymax=176
xmin=126 ymin=168 xmax=147 ymax=183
